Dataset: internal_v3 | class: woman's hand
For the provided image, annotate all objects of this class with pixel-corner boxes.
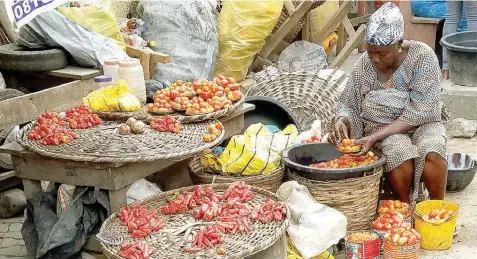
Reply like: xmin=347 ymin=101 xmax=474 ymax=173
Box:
xmin=353 ymin=135 xmax=378 ymax=156
xmin=328 ymin=117 xmax=350 ymax=145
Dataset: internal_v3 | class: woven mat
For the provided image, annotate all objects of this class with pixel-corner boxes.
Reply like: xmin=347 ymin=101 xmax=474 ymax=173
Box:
xmin=100 ymin=184 xmax=289 ymax=259
xmin=20 ymin=120 xmax=224 ymax=163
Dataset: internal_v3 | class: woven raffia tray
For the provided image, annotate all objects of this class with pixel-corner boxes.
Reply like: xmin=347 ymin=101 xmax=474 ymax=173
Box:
xmin=147 ymin=95 xmax=246 ymax=123
xmin=95 ymin=96 xmax=245 ymax=123
xmin=20 ymin=120 xmax=224 ymax=163
xmin=100 ymin=183 xmax=289 ymax=259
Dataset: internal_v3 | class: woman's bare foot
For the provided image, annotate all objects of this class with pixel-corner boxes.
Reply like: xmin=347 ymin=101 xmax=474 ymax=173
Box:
xmin=442 ymin=70 xmax=449 ymax=81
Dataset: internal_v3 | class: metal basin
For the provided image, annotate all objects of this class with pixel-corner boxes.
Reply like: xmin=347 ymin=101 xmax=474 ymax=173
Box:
xmin=440 ymin=31 xmax=477 ymax=86
xmin=446 ymin=153 xmax=477 ymax=192
xmin=282 ymin=143 xmax=387 ymax=181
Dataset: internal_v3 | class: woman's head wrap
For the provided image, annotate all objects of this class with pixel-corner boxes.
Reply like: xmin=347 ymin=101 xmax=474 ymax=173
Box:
xmin=364 ymin=2 xmax=404 ymax=46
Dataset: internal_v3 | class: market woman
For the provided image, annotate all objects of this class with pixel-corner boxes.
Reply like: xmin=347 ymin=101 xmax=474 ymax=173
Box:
xmin=329 ymin=2 xmax=448 ymax=204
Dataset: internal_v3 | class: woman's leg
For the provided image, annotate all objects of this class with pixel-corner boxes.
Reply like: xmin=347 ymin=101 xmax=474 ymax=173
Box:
xmin=388 ymin=160 xmax=414 ymax=202
xmin=380 ymin=134 xmax=419 ymax=203
xmin=413 ymin=122 xmax=447 ymax=200
xmin=422 ymin=152 xmax=447 ymax=199
xmin=442 ymin=0 xmax=463 ymax=74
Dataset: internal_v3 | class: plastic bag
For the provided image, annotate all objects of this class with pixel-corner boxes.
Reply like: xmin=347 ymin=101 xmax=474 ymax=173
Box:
xmin=218 ymin=123 xmax=297 ymax=176
xmin=138 ymin=0 xmax=219 ymax=97
xmin=126 ymin=179 xmax=162 ymax=205
xmin=295 ymin=119 xmax=323 ymax=144
xmin=215 ymin=0 xmax=283 ymax=82
xmin=83 ymin=79 xmax=141 ymax=112
xmin=287 ymin=237 xmax=335 ymax=259
xmin=16 ymin=9 xmax=128 ymax=68
xmin=277 ymin=181 xmax=347 ymax=258
xmin=278 ymin=41 xmax=328 ymax=73
xmin=411 ymin=0 xmax=467 ymax=31
xmin=57 ymin=0 xmax=125 ymax=50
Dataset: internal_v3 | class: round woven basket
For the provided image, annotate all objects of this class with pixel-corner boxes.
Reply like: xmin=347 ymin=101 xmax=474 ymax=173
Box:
xmin=188 ymin=156 xmax=284 ymax=193
xmin=20 ymin=120 xmax=224 ymax=163
xmin=245 ymin=72 xmax=339 ymax=131
xmin=287 ymin=166 xmax=383 ymax=232
xmin=100 ymin=183 xmax=290 ymax=259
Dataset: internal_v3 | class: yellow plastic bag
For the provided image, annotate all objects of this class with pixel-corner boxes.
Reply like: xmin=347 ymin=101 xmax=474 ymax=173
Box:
xmin=312 ymin=0 xmax=339 ymax=32
xmin=218 ymin=123 xmax=297 ymax=176
xmin=287 ymin=237 xmax=335 ymax=259
xmin=57 ymin=0 xmax=125 ymax=50
xmin=215 ymin=0 xmax=283 ymax=82
xmin=83 ymin=79 xmax=141 ymax=112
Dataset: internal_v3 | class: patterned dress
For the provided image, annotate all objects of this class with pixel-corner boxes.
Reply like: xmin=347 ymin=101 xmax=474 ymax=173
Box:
xmin=336 ymin=40 xmax=447 ymax=204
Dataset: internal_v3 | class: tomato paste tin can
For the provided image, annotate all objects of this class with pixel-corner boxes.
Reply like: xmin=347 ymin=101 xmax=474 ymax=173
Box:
xmin=345 ymin=232 xmax=380 ymax=259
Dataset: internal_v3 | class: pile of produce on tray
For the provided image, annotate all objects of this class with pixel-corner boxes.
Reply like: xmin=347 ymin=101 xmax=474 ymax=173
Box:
xmin=337 ymin=138 xmax=361 ymax=153
xmin=384 ymin=223 xmax=421 ymax=246
xmin=203 ymin=122 xmax=223 ymax=143
xmin=112 ymin=182 xmax=286 ymax=258
xmin=118 ymin=241 xmax=156 ymax=259
xmin=27 ymin=105 xmax=102 ymax=145
xmin=119 ymin=118 xmax=146 ymax=135
xmin=347 ymin=232 xmax=378 ymax=243
xmin=373 ymin=209 xmax=404 ymax=231
xmin=147 ymin=75 xmax=243 ymax=116
xmin=378 ymin=200 xmax=411 ymax=218
xmin=422 ymin=208 xmax=455 ymax=223
xmin=309 ymin=151 xmax=378 ymax=169
xmin=150 ymin=115 xmax=183 ymax=134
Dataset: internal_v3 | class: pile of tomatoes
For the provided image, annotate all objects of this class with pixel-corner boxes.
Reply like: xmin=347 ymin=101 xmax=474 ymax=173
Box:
xmin=64 ymin=105 xmax=102 ymax=129
xmin=337 ymin=138 xmax=361 ymax=153
xmin=150 ymin=115 xmax=183 ymax=134
xmin=27 ymin=106 xmax=101 ymax=146
xmin=301 ymin=135 xmax=321 ymax=143
xmin=384 ymin=223 xmax=421 ymax=246
xmin=309 ymin=151 xmax=378 ymax=169
xmin=147 ymin=75 xmax=243 ymax=116
xmin=378 ymin=200 xmax=411 ymax=218
xmin=203 ymin=122 xmax=223 ymax=143
xmin=372 ymin=209 xmax=404 ymax=231
xmin=422 ymin=208 xmax=455 ymax=223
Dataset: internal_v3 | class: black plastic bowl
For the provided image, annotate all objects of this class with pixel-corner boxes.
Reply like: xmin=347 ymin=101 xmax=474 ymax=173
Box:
xmin=446 ymin=153 xmax=477 ymax=193
xmin=282 ymin=142 xmax=387 ymax=181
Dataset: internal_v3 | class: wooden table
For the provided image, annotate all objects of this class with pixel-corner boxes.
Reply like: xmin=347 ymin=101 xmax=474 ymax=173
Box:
xmin=0 ymin=103 xmax=254 ymax=214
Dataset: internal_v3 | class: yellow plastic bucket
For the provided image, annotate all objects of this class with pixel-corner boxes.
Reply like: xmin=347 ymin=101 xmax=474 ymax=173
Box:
xmin=414 ymin=200 xmax=459 ymax=250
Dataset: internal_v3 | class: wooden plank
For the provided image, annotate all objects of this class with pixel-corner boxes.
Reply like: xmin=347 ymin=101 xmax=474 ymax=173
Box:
xmin=0 ymin=78 xmax=100 ymax=130
xmin=259 ymin=1 xmax=314 ymax=58
xmin=0 ymin=170 xmax=15 ymax=182
xmin=310 ymin=0 xmax=352 ymax=44
xmin=342 ymin=17 xmax=356 ymax=37
xmin=336 ymin=21 xmax=346 ymax=54
xmin=330 ymin=24 xmax=365 ymax=68
xmin=109 ymin=186 xmax=128 ymax=213
xmin=411 ymin=16 xmax=441 ymax=25
xmin=22 ymin=179 xmax=42 ymax=200
xmin=350 ymin=14 xmax=370 ymax=27
xmin=283 ymin=0 xmax=296 ymax=15
xmin=140 ymin=51 xmax=151 ymax=80
xmin=46 ymin=66 xmax=101 ymax=80
xmin=126 ymin=45 xmax=171 ymax=63
xmin=302 ymin=12 xmax=311 ymax=41
xmin=251 ymin=56 xmax=273 ymax=72
xmin=268 ymin=40 xmax=290 ymax=63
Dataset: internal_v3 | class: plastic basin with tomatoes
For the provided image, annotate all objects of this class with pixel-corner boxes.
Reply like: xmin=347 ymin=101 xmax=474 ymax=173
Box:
xmin=282 ymin=143 xmax=387 ymax=181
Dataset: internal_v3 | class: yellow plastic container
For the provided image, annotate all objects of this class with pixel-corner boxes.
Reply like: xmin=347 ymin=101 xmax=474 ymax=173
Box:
xmin=414 ymin=200 xmax=459 ymax=250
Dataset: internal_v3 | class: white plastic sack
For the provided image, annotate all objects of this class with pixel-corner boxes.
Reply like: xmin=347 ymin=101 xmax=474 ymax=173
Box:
xmin=16 ymin=10 xmax=127 ymax=68
xmin=278 ymin=41 xmax=328 ymax=73
xmin=126 ymin=179 xmax=162 ymax=204
xmin=296 ymin=119 xmax=323 ymax=144
xmin=137 ymin=0 xmax=218 ymax=97
xmin=277 ymin=181 xmax=347 ymax=259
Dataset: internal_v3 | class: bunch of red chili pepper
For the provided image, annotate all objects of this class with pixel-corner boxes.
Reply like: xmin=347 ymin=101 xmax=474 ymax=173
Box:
xmin=184 ymin=225 xmax=226 ymax=253
xmin=64 ymin=105 xmax=102 ymax=129
xmin=222 ymin=181 xmax=254 ymax=202
xmin=150 ymin=116 xmax=183 ymax=134
xmin=118 ymin=241 xmax=155 ymax=259
xmin=160 ymin=185 xmax=220 ymax=216
xmin=118 ymin=204 xmax=165 ymax=238
xmin=251 ymin=199 xmax=287 ymax=224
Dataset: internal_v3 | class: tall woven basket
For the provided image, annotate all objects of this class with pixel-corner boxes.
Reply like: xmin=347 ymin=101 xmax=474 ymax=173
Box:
xmin=245 ymin=72 xmax=340 ymax=131
xmin=189 ymin=156 xmax=285 ymax=193
xmin=287 ymin=167 xmax=383 ymax=232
